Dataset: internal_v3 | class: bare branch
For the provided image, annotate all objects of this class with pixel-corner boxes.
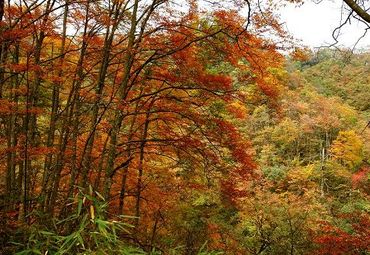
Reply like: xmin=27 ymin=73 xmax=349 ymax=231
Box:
xmin=343 ymin=0 xmax=370 ymax=23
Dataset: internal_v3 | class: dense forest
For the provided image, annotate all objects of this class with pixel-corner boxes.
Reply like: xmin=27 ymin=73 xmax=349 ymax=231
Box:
xmin=0 ymin=0 xmax=369 ymax=254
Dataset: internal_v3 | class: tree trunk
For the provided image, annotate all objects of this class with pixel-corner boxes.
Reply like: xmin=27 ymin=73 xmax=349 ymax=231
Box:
xmin=103 ymin=0 xmax=139 ymax=202
xmin=135 ymin=101 xmax=152 ymax=228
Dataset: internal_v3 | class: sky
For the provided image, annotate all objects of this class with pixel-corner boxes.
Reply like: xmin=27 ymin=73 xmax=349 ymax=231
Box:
xmin=279 ymin=0 xmax=370 ymax=49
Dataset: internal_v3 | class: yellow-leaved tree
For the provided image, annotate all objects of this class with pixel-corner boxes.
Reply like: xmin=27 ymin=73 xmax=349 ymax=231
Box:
xmin=330 ymin=130 xmax=364 ymax=170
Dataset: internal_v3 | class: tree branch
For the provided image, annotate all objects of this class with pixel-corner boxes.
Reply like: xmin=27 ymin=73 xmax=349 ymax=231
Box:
xmin=343 ymin=0 xmax=370 ymax=23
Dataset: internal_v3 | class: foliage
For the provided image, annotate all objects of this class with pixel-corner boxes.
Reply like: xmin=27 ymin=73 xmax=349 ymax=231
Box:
xmin=12 ymin=187 xmax=141 ymax=255
xmin=0 ymin=1 xmax=369 ymax=254
xmin=330 ymin=130 xmax=364 ymax=170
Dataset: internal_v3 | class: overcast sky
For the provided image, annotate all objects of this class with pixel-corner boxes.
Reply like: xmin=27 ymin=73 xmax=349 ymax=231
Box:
xmin=279 ymin=0 xmax=370 ymax=49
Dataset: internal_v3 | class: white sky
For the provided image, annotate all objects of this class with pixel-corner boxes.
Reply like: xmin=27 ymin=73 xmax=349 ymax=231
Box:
xmin=279 ymin=0 xmax=370 ymax=49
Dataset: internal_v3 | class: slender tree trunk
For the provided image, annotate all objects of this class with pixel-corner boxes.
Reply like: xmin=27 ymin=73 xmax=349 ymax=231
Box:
xmin=43 ymin=0 xmax=90 ymax=214
xmin=22 ymin=0 xmax=55 ymax=216
xmin=134 ymin=110 xmax=150 ymax=228
xmin=79 ymin=1 xmax=128 ymax=189
xmin=93 ymin=135 xmax=109 ymax=192
xmin=48 ymin=42 xmax=87 ymax=215
xmin=320 ymin=131 xmax=329 ymax=198
xmin=79 ymin=27 xmax=114 ymax=188
xmin=118 ymin=98 xmax=142 ymax=214
xmin=0 ymin=18 xmax=6 ymax=98
xmin=43 ymin=0 xmax=68 ymax=195
xmin=19 ymin=55 xmax=32 ymax=223
xmin=5 ymin=43 xmax=19 ymax=209
xmin=103 ymin=0 xmax=139 ymax=202
xmin=150 ymin=211 xmax=160 ymax=249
